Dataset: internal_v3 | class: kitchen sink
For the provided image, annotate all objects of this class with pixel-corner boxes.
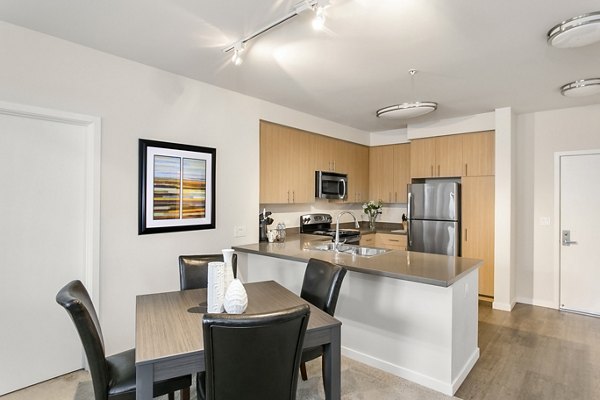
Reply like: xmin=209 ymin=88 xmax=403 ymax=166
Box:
xmin=307 ymin=242 xmax=390 ymax=257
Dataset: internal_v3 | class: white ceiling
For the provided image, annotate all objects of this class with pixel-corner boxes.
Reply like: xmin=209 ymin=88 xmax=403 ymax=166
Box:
xmin=1 ymin=0 xmax=599 ymax=132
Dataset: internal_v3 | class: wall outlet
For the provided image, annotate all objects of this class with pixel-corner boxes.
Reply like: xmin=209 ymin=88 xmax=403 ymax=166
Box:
xmin=233 ymin=225 xmax=246 ymax=238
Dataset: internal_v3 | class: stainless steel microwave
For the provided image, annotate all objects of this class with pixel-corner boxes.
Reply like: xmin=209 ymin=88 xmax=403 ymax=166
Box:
xmin=315 ymin=171 xmax=348 ymax=200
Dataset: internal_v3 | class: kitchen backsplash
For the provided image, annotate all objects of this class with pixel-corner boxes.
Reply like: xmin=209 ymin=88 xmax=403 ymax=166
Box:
xmin=261 ymin=199 xmax=407 ymax=228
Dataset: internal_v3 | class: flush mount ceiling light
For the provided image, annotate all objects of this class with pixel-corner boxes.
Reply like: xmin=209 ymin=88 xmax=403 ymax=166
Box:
xmin=560 ymin=78 xmax=600 ymax=97
xmin=376 ymin=69 xmax=438 ymax=120
xmin=547 ymin=11 xmax=600 ymax=48
xmin=223 ymin=0 xmax=329 ymax=66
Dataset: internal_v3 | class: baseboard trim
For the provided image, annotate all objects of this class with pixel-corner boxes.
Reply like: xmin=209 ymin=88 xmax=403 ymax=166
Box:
xmin=341 ymin=345 xmax=474 ymax=396
xmin=492 ymin=300 xmax=515 ymax=311
xmin=514 ymin=296 xmax=558 ymax=310
xmin=451 ymin=347 xmax=480 ymax=394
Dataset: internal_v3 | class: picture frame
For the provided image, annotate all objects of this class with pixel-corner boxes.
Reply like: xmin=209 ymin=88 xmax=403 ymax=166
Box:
xmin=139 ymin=139 xmax=216 ymax=234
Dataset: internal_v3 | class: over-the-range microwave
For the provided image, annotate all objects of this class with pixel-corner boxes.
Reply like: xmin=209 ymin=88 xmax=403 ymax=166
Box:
xmin=315 ymin=171 xmax=348 ymax=200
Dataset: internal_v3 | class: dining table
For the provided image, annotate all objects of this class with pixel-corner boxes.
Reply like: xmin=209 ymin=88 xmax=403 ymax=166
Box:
xmin=135 ymin=280 xmax=342 ymax=400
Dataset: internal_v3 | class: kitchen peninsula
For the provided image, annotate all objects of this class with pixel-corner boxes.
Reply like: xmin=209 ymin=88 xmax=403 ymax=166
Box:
xmin=233 ymin=234 xmax=482 ymax=395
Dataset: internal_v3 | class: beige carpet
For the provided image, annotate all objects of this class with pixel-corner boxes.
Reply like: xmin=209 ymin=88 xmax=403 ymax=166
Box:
xmin=2 ymin=357 xmax=459 ymax=400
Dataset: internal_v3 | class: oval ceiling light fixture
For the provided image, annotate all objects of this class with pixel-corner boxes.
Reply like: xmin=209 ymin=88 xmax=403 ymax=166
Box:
xmin=376 ymin=69 xmax=438 ymax=120
xmin=547 ymin=11 xmax=600 ymax=48
xmin=560 ymin=78 xmax=600 ymax=97
xmin=376 ymin=102 xmax=438 ymax=119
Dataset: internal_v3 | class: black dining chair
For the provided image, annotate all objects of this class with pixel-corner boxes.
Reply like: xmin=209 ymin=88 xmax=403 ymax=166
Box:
xmin=299 ymin=258 xmax=347 ymax=382
xmin=56 ymin=280 xmax=191 ymax=400
xmin=197 ymin=304 xmax=310 ymax=400
xmin=178 ymin=253 xmax=238 ymax=290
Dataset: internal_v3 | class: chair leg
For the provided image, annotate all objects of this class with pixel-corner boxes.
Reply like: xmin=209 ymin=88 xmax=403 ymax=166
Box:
xmin=321 ymin=355 xmax=327 ymax=391
xmin=168 ymin=393 xmax=174 ymax=400
xmin=181 ymin=387 xmax=190 ymax=400
xmin=300 ymin=361 xmax=308 ymax=381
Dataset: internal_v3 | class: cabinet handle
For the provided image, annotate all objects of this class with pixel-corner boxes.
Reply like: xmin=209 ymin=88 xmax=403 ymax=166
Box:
xmin=389 ymin=239 xmax=400 ymax=242
xmin=465 ymin=163 xmax=468 ymax=176
xmin=287 ymin=190 xmax=290 ymax=203
xmin=431 ymin=165 xmax=433 ymax=176
xmin=465 ymin=228 xmax=468 ymax=242
xmin=333 ymin=160 xmax=336 ymax=171
xmin=395 ymin=192 xmax=397 ymax=202
xmin=292 ymin=191 xmax=295 ymax=203
xmin=437 ymin=165 xmax=440 ymax=176
xmin=389 ymin=192 xmax=392 ymax=202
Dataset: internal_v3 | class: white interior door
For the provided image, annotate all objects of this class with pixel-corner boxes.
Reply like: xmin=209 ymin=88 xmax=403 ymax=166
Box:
xmin=0 ymin=111 xmax=89 ymax=394
xmin=559 ymin=152 xmax=600 ymax=315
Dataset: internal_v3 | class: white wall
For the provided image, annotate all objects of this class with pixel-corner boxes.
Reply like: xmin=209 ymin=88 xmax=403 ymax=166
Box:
xmin=0 ymin=21 xmax=369 ymax=354
xmin=515 ymin=103 xmax=600 ymax=308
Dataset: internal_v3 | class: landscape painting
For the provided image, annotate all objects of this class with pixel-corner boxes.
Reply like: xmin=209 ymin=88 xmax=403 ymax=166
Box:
xmin=139 ymin=139 xmax=215 ymax=234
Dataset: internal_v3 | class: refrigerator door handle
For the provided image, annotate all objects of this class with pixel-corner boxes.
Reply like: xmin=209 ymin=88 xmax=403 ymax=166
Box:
xmin=407 ymin=192 xmax=413 ymax=247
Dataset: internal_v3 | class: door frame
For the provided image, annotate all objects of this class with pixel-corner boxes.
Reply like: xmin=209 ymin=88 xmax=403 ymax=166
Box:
xmin=0 ymin=100 xmax=101 ymax=318
xmin=554 ymin=149 xmax=600 ymax=310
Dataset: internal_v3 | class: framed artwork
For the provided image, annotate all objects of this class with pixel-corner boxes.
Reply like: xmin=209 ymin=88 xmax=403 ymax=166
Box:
xmin=139 ymin=139 xmax=216 ymax=234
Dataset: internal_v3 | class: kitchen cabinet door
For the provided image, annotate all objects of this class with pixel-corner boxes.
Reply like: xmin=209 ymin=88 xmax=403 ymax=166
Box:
xmin=462 ymin=176 xmax=495 ymax=298
xmin=260 ymin=121 xmax=313 ymax=204
xmin=346 ymin=143 xmax=369 ymax=203
xmin=360 ymin=233 xmax=376 ymax=247
xmin=435 ymin=135 xmax=463 ymax=177
xmin=260 ymin=121 xmax=288 ymax=203
xmin=410 ymin=138 xmax=436 ymax=178
xmin=287 ymin=126 xmax=314 ymax=203
xmin=462 ymin=131 xmax=495 ymax=176
xmin=392 ymin=143 xmax=410 ymax=203
xmin=313 ymin=134 xmax=336 ymax=172
xmin=369 ymin=145 xmax=394 ymax=202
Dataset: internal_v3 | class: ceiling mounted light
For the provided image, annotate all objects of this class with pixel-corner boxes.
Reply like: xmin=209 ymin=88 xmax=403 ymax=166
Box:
xmin=560 ymin=78 xmax=600 ymax=97
xmin=376 ymin=69 xmax=438 ymax=120
xmin=223 ymin=0 xmax=330 ymax=65
xmin=547 ymin=11 xmax=600 ymax=48
xmin=376 ymin=102 xmax=438 ymax=119
xmin=312 ymin=6 xmax=326 ymax=30
xmin=231 ymin=42 xmax=245 ymax=66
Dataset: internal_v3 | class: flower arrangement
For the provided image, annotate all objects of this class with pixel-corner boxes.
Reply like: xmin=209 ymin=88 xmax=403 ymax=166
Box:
xmin=363 ymin=200 xmax=383 ymax=230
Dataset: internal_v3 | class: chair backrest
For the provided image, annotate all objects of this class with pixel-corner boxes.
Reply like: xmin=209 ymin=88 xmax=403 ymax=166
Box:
xmin=56 ymin=280 xmax=108 ymax=400
xmin=202 ymin=304 xmax=310 ymax=400
xmin=178 ymin=253 xmax=238 ymax=290
xmin=300 ymin=258 xmax=347 ymax=316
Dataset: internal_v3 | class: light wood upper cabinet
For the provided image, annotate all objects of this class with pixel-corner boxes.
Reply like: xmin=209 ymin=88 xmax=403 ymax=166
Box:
xmin=411 ymin=136 xmax=462 ymax=178
xmin=462 ymin=131 xmax=495 ymax=176
xmin=346 ymin=143 xmax=369 ymax=203
xmin=261 ymin=120 xmax=368 ymax=204
xmin=369 ymin=144 xmax=410 ymax=204
xmin=259 ymin=121 xmax=313 ymax=204
xmin=393 ymin=144 xmax=410 ymax=203
xmin=462 ymin=176 xmax=495 ymax=298
xmin=410 ymin=138 xmax=436 ymax=178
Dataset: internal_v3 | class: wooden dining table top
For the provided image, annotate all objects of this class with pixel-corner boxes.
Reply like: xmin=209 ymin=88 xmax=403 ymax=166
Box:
xmin=135 ymin=280 xmax=341 ymax=365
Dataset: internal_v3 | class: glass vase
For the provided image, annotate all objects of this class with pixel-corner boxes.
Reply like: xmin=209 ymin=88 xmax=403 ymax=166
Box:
xmin=368 ymin=213 xmax=377 ymax=230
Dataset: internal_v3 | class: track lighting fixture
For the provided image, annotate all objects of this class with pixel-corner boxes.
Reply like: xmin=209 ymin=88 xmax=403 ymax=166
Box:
xmin=223 ymin=0 xmax=330 ymax=65
xmin=231 ymin=42 xmax=245 ymax=66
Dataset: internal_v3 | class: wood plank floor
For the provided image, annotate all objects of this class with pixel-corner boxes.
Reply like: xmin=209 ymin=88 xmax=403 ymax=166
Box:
xmin=456 ymin=301 xmax=600 ymax=400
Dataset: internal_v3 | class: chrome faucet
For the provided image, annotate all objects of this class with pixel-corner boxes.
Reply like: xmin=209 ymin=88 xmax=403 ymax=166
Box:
xmin=334 ymin=211 xmax=360 ymax=252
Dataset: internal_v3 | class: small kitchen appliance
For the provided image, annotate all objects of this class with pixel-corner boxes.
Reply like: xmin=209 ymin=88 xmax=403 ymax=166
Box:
xmin=300 ymin=213 xmax=360 ymax=244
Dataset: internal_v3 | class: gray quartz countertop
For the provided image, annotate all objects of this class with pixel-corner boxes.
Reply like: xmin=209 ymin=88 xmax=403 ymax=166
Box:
xmin=233 ymin=234 xmax=481 ymax=287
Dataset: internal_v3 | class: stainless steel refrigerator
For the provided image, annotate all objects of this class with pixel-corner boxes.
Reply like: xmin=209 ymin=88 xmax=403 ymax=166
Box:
xmin=407 ymin=180 xmax=460 ymax=256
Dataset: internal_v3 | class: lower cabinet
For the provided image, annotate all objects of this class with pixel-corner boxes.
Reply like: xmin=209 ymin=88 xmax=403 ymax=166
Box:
xmin=360 ymin=233 xmax=406 ymax=250
xmin=461 ymin=176 xmax=495 ymax=299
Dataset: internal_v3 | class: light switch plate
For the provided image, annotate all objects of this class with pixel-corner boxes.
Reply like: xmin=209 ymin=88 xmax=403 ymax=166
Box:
xmin=233 ymin=225 xmax=246 ymax=237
